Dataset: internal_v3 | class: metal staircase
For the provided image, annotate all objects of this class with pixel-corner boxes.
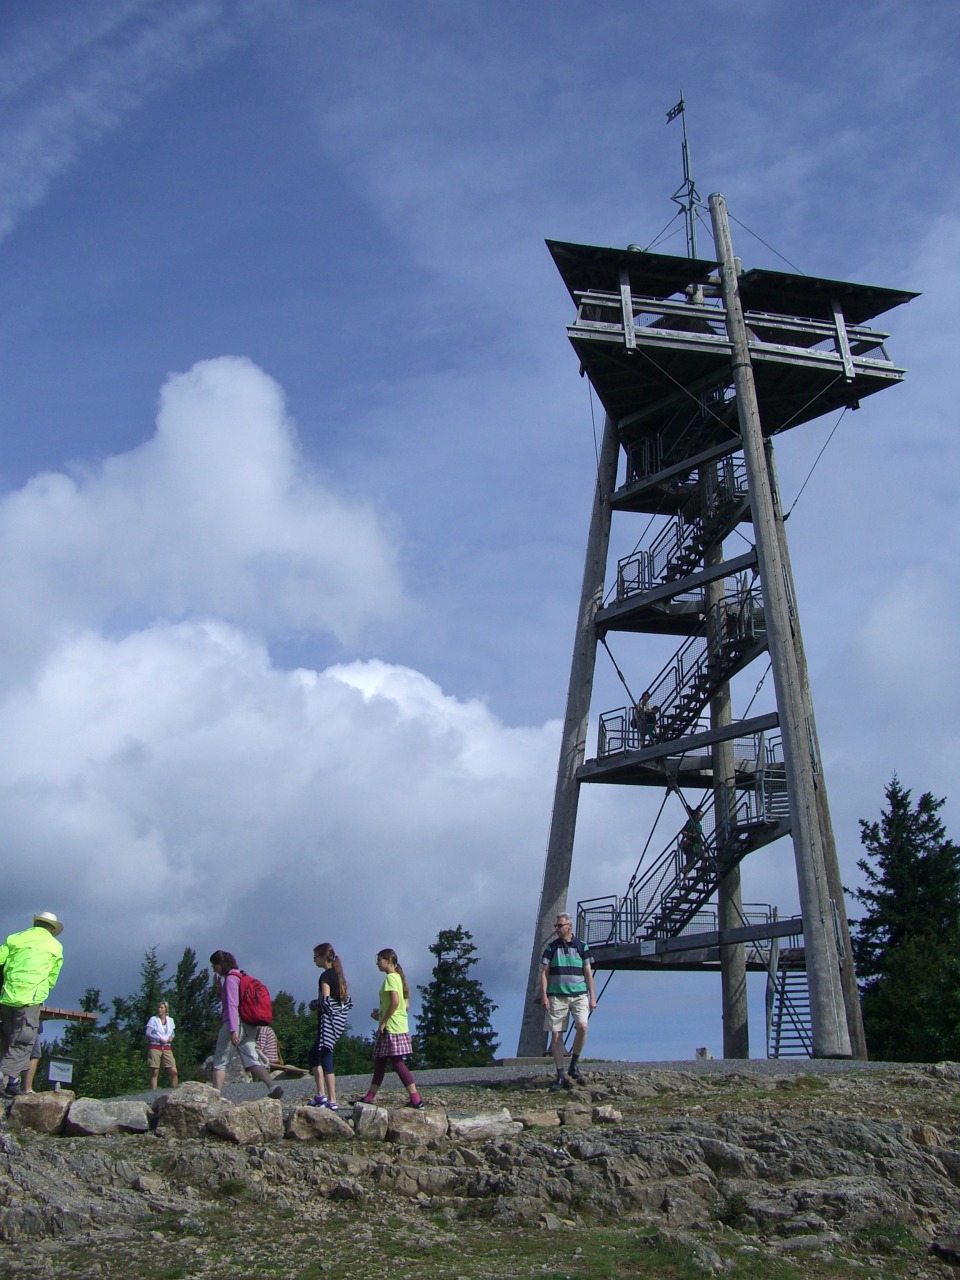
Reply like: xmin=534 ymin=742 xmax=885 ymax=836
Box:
xmin=578 ymin=734 xmax=790 ymax=946
xmin=597 ymin=584 xmax=767 ymax=757
xmin=616 ymin=458 xmax=750 ymax=600
xmin=611 ymin=791 xmax=779 ymax=942
xmin=614 ymin=412 xmax=741 ymax=518
xmin=766 ymin=941 xmax=812 ymax=1057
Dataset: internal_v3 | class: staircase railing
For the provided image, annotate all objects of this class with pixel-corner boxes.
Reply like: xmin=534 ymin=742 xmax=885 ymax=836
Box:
xmin=637 ymin=787 xmax=778 ymax=940
xmin=624 ymin=386 xmax=738 ymax=485
xmin=616 ymin=457 xmax=749 ymax=601
xmin=578 ymin=743 xmax=787 ymax=945
xmin=577 ymin=898 xmax=781 ymax=955
xmin=597 ymin=584 xmax=766 ymax=757
xmin=765 ymin=933 xmax=782 ymax=1052
xmin=767 ymin=952 xmax=812 ymax=1058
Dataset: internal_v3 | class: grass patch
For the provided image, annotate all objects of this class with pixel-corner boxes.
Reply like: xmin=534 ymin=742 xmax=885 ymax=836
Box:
xmin=854 ymin=1217 xmax=921 ymax=1256
xmin=45 ymin=1202 xmax=904 ymax=1280
xmin=774 ymin=1075 xmax=829 ymax=1094
xmin=216 ymin=1176 xmax=250 ymax=1200
xmin=142 ymin=1211 xmax=209 ymax=1237
xmin=714 ymin=1190 xmax=751 ymax=1227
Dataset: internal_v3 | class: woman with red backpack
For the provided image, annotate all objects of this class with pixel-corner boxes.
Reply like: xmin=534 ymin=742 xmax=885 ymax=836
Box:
xmin=209 ymin=950 xmax=283 ymax=1099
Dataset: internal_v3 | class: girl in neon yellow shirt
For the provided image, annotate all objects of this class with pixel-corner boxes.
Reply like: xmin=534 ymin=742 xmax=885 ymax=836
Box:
xmin=359 ymin=948 xmax=423 ymax=1109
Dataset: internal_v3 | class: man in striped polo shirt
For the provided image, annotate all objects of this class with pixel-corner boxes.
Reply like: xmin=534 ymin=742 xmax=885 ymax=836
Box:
xmin=539 ymin=913 xmax=597 ymax=1091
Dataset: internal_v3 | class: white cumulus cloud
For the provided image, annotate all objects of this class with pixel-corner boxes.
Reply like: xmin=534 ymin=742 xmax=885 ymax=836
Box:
xmin=0 ymin=622 xmax=560 ymax=1026
xmin=0 ymin=356 xmax=405 ymax=684
xmin=0 ymin=356 xmax=563 ymax=1041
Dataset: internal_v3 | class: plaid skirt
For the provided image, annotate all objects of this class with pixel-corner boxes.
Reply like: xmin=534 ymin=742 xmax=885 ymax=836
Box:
xmin=374 ymin=1030 xmax=412 ymax=1059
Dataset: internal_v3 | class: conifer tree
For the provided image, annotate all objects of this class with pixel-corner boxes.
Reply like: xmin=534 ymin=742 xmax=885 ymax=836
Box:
xmin=48 ymin=988 xmax=143 ymax=1098
xmin=414 ymin=925 xmax=499 ymax=1067
xmin=48 ymin=949 xmax=221 ymax=1096
xmin=170 ymin=947 xmax=220 ymax=1075
xmin=109 ymin=946 xmax=167 ymax=1041
xmin=49 ymin=986 xmax=107 ymax=1075
xmin=269 ymin=990 xmax=314 ymax=1066
xmin=850 ymin=776 xmax=960 ymax=1061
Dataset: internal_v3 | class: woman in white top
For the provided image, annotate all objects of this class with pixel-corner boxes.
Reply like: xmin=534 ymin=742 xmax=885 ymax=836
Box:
xmin=145 ymin=1000 xmax=179 ymax=1090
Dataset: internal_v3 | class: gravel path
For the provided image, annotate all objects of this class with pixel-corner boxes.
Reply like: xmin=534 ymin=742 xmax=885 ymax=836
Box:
xmin=126 ymin=1053 xmax=900 ymax=1106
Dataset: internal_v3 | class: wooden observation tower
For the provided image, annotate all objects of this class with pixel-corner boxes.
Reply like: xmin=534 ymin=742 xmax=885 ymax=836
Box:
xmin=517 ymin=187 xmax=915 ymax=1060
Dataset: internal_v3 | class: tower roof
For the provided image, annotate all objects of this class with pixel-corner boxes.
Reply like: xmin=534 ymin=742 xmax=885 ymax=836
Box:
xmin=549 ymin=237 xmax=915 ymax=439
xmin=546 ymin=239 xmax=717 ymax=302
xmin=737 ymin=268 xmax=918 ymax=325
xmin=547 ymin=238 xmax=918 ymax=324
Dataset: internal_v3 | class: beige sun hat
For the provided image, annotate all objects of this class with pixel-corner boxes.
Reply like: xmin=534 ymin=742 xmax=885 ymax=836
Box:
xmin=33 ymin=911 xmax=64 ymax=936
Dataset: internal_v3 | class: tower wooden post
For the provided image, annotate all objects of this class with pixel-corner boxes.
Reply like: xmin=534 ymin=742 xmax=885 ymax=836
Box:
xmin=709 ymin=193 xmax=850 ymax=1056
xmin=517 ymin=413 xmax=620 ymax=1057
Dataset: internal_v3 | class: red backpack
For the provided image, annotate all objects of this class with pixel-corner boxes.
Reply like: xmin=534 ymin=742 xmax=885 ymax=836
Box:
xmin=234 ymin=970 xmax=273 ymax=1026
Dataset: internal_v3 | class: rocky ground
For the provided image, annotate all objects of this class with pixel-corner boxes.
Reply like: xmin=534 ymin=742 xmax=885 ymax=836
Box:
xmin=3 ymin=1061 xmax=960 ymax=1280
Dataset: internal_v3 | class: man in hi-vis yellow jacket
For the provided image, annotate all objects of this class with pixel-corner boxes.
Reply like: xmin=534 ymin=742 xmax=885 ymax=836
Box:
xmin=0 ymin=912 xmax=64 ymax=1098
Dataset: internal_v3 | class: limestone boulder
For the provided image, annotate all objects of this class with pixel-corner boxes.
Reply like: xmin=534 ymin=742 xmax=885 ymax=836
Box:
xmin=447 ymin=1110 xmax=523 ymax=1143
xmin=286 ymin=1106 xmax=354 ymax=1141
xmin=909 ymin=1123 xmax=941 ymax=1147
xmin=352 ymin=1102 xmax=389 ymax=1140
xmin=698 ymin=1137 xmax=756 ymax=1178
xmin=592 ymin=1105 xmax=623 ymax=1124
xmin=9 ymin=1091 xmax=73 ymax=1135
xmin=65 ymin=1098 xmax=152 ymax=1137
xmin=559 ymin=1104 xmax=592 ymax=1128
xmin=931 ymin=1235 xmax=960 ymax=1265
xmin=385 ymin=1107 xmax=448 ymax=1146
xmin=206 ymin=1098 xmax=284 ymax=1145
xmin=514 ymin=1109 xmax=561 ymax=1129
xmin=376 ymin=1164 xmax=467 ymax=1198
xmin=154 ymin=1082 xmax=230 ymax=1139
xmin=134 ymin=1173 xmax=166 ymax=1195
xmin=329 ymin=1178 xmax=365 ymax=1201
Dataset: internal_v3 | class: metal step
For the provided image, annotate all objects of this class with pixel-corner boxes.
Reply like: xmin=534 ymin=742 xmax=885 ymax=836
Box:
xmin=768 ymin=958 xmax=812 ymax=1058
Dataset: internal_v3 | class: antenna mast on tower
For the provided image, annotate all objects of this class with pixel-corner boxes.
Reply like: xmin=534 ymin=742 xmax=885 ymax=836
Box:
xmin=667 ymin=94 xmax=701 ymax=260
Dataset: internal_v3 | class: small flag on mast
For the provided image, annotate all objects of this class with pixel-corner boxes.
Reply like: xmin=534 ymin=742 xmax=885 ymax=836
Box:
xmin=666 ymin=98 xmax=684 ymax=123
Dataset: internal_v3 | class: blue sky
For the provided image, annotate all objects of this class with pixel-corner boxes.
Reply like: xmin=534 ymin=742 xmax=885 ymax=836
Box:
xmin=0 ymin=0 xmax=957 ymax=1064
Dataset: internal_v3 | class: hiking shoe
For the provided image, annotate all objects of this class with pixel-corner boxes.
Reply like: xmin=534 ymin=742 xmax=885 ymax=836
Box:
xmin=307 ymin=1094 xmax=327 ymax=1108
xmin=548 ymin=1077 xmax=567 ymax=1093
xmin=405 ymin=1099 xmax=425 ymax=1110
xmin=267 ymin=1085 xmax=284 ymax=1100
xmin=323 ymin=1100 xmax=339 ymax=1112
xmin=567 ymin=1066 xmax=585 ymax=1084
xmin=3 ymin=1081 xmax=20 ymax=1099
